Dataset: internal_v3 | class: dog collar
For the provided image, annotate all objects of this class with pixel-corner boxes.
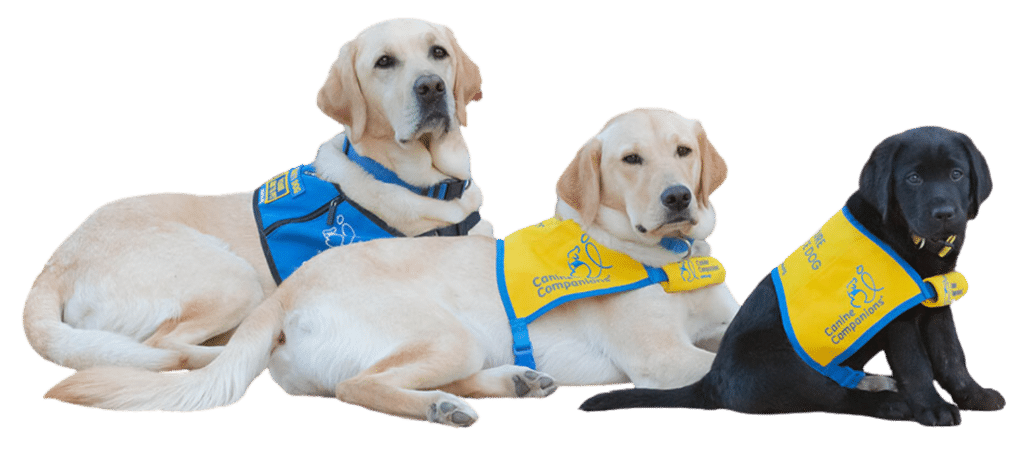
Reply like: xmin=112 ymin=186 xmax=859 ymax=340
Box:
xmin=660 ymin=237 xmax=694 ymax=256
xmin=343 ymin=136 xmax=472 ymax=201
xmin=911 ymin=234 xmax=958 ymax=258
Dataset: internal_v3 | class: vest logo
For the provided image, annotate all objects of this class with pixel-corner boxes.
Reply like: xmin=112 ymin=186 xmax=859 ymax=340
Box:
xmin=322 ymin=214 xmax=357 ymax=247
xmin=679 ymin=257 xmax=718 ymax=283
xmin=846 ymin=265 xmax=884 ymax=309
xmin=567 ymin=234 xmax=613 ymax=278
xmin=532 ymin=233 xmax=615 ymax=299
xmin=262 ymin=167 xmax=305 ymax=204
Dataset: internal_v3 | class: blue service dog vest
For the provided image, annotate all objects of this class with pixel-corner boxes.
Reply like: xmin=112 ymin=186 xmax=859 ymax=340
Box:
xmin=496 ymin=218 xmax=726 ymax=369
xmin=254 ymin=164 xmax=480 ymax=284
xmin=771 ymin=207 xmax=967 ymax=388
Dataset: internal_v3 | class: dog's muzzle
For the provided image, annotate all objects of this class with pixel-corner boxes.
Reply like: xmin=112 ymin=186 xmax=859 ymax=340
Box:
xmin=414 ymin=74 xmax=451 ymax=133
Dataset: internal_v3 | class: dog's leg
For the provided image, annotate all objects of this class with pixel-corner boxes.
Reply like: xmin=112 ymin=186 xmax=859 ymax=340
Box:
xmin=143 ymin=276 xmax=264 ymax=370
xmin=440 ymin=365 xmax=557 ymax=398
xmin=333 ymin=341 xmax=483 ymax=427
xmin=920 ymin=306 xmax=1005 ymax=411
xmin=883 ymin=307 xmax=962 ymax=426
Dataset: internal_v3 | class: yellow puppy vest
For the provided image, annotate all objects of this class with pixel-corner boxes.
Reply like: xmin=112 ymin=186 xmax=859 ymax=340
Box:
xmin=497 ymin=217 xmax=726 ymax=369
xmin=771 ymin=207 xmax=968 ymax=388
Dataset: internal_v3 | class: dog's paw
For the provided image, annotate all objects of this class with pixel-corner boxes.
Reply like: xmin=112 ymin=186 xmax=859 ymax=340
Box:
xmin=954 ymin=387 xmax=1005 ymax=411
xmin=856 ymin=375 xmax=898 ymax=392
xmin=911 ymin=399 xmax=961 ymax=426
xmin=513 ymin=370 xmax=557 ymax=398
xmin=427 ymin=399 xmax=478 ymax=427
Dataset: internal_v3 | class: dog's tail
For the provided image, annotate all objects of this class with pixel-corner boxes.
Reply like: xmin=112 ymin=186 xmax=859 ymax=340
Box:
xmin=23 ymin=265 xmax=185 ymax=371
xmin=579 ymin=377 xmax=720 ymax=412
xmin=44 ymin=297 xmax=285 ymax=411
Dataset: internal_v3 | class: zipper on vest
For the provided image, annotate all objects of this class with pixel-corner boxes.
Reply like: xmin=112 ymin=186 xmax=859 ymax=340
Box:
xmin=263 ymin=195 xmax=346 ymax=235
xmin=326 ymin=196 xmax=341 ymax=226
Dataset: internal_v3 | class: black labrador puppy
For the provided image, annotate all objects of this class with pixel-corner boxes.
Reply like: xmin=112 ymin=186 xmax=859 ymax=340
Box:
xmin=581 ymin=127 xmax=1004 ymax=426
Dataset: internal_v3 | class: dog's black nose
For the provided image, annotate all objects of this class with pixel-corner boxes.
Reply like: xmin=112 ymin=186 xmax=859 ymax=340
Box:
xmin=932 ymin=205 xmax=956 ymax=221
xmin=661 ymin=185 xmax=692 ymax=212
xmin=414 ymin=74 xmax=446 ymax=102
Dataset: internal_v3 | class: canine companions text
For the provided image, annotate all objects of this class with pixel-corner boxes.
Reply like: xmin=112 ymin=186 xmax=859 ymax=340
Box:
xmin=581 ymin=127 xmax=1004 ymax=426
xmin=45 ymin=109 xmax=739 ymax=427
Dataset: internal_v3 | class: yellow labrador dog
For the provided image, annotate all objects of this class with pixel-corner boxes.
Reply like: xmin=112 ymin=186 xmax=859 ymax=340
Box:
xmin=46 ymin=109 xmax=739 ymax=427
xmin=24 ymin=19 xmax=488 ymax=372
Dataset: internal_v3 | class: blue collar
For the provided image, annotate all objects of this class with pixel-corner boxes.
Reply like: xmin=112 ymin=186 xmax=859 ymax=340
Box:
xmin=660 ymin=237 xmax=694 ymax=255
xmin=342 ymin=137 xmax=472 ymax=201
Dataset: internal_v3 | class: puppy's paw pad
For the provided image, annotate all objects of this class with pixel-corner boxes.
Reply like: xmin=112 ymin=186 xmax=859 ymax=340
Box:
xmin=428 ymin=400 xmax=478 ymax=427
xmin=513 ymin=370 xmax=557 ymax=398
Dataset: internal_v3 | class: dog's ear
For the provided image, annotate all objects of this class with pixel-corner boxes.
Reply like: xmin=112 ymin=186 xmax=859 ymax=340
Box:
xmin=958 ymin=133 xmax=993 ymax=219
xmin=557 ymin=138 xmax=603 ymax=226
xmin=695 ymin=122 xmax=727 ymax=207
xmin=445 ymin=27 xmax=482 ymax=127
xmin=317 ymin=42 xmax=367 ymax=142
xmin=858 ymin=136 xmax=900 ymax=221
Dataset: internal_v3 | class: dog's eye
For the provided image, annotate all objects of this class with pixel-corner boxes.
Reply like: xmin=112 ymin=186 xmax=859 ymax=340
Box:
xmin=676 ymin=146 xmax=692 ymax=157
xmin=622 ymin=154 xmax=643 ymax=165
xmin=374 ymin=55 xmax=396 ymax=69
xmin=951 ymin=169 xmax=964 ymax=181
xmin=430 ymin=46 xmax=449 ymax=60
xmin=906 ymin=173 xmax=923 ymax=185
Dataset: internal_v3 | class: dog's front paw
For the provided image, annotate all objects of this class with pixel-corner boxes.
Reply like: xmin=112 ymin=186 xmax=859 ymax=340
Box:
xmin=954 ymin=387 xmax=1005 ymax=411
xmin=513 ymin=370 xmax=557 ymax=398
xmin=427 ymin=399 xmax=478 ymax=427
xmin=911 ymin=399 xmax=961 ymax=426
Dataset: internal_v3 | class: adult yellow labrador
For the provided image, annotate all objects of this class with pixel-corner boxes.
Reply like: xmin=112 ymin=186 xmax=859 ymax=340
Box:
xmin=24 ymin=19 xmax=488 ymax=372
xmin=46 ymin=109 xmax=739 ymax=427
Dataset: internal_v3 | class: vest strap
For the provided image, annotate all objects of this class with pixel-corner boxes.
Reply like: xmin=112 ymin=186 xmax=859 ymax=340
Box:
xmin=416 ymin=211 xmax=482 ymax=237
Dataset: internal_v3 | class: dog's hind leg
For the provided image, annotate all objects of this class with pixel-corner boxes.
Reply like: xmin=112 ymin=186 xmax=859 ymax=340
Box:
xmin=333 ymin=339 xmax=484 ymax=427
xmin=920 ymin=306 xmax=1005 ymax=411
xmin=440 ymin=365 xmax=557 ymax=398
xmin=143 ymin=263 xmax=264 ymax=370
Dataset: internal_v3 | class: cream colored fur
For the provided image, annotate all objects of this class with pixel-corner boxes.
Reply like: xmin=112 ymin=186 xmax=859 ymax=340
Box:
xmin=45 ymin=109 xmax=739 ymax=428
xmin=24 ymin=18 xmax=489 ymax=372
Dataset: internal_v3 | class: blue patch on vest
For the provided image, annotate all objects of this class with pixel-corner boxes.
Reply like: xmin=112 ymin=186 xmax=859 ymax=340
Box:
xmin=254 ymin=164 xmax=401 ymax=284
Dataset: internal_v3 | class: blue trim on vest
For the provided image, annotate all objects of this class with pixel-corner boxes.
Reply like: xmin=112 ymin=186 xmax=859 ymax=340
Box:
xmin=496 ymin=239 xmax=674 ymax=370
xmin=774 ymin=206 xmax=934 ymax=389
xmin=342 ymin=137 xmax=471 ymax=201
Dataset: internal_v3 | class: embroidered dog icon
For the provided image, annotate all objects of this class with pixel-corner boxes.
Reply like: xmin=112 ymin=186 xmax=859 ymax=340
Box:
xmin=846 ymin=265 xmax=884 ymax=308
xmin=322 ymin=215 xmax=357 ymax=247
xmin=678 ymin=258 xmax=712 ymax=283
xmin=567 ymin=235 xmax=613 ymax=278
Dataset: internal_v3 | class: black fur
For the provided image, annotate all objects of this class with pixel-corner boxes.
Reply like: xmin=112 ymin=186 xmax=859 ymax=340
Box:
xmin=580 ymin=127 xmax=1003 ymax=426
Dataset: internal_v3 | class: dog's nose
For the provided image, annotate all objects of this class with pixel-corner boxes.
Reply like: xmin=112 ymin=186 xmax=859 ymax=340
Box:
xmin=414 ymin=74 xmax=446 ymax=102
xmin=661 ymin=185 xmax=692 ymax=212
xmin=932 ymin=205 xmax=956 ymax=221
